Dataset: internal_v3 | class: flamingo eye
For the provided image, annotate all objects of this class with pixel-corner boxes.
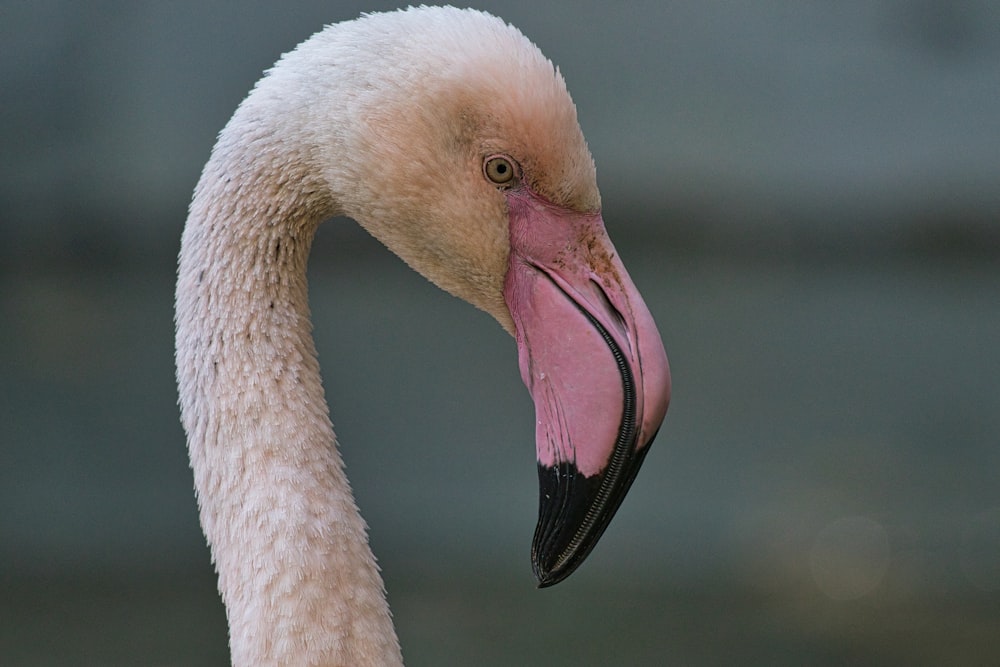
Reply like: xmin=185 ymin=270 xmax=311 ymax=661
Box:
xmin=483 ymin=155 xmax=518 ymax=187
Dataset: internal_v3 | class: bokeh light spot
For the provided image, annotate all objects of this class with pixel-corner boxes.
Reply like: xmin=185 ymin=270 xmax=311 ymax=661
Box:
xmin=810 ymin=516 xmax=890 ymax=600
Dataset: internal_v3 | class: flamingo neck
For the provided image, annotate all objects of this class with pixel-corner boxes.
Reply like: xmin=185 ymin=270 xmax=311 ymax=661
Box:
xmin=175 ymin=110 xmax=403 ymax=666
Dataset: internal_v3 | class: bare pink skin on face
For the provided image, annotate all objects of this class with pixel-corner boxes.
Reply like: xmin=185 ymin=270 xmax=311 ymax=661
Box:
xmin=502 ymin=188 xmax=671 ymax=477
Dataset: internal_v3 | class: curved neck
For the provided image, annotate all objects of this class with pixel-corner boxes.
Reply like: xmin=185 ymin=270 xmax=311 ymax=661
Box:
xmin=175 ymin=112 xmax=403 ymax=665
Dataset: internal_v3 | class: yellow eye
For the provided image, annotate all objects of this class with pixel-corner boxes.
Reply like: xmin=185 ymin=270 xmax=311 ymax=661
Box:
xmin=484 ymin=155 xmax=517 ymax=187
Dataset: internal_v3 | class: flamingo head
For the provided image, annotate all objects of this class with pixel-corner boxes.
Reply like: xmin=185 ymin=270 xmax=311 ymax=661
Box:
xmin=302 ymin=7 xmax=671 ymax=585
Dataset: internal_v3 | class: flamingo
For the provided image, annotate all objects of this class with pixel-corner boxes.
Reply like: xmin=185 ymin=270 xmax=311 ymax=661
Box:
xmin=175 ymin=6 xmax=671 ymax=665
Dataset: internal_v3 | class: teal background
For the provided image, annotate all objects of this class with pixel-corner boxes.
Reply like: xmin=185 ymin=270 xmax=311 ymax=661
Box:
xmin=2 ymin=2 xmax=999 ymax=664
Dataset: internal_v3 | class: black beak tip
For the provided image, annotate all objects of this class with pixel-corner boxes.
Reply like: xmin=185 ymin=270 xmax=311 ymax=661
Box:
xmin=530 ymin=431 xmax=658 ymax=589
xmin=531 ymin=551 xmax=574 ymax=589
xmin=535 ymin=574 xmax=558 ymax=589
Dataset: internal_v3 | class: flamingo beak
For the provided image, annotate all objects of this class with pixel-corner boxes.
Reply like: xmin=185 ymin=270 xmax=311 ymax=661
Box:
xmin=502 ymin=189 xmax=671 ymax=587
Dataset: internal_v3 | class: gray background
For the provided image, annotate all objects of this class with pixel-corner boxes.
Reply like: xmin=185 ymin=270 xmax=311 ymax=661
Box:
xmin=2 ymin=1 xmax=999 ymax=665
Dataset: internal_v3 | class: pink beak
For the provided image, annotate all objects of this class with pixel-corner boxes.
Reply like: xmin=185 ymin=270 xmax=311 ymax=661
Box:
xmin=503 ymin=188 xmax=671 ymax=586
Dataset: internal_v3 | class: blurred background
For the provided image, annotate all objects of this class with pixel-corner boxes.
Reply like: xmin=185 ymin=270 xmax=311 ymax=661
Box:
xmin=2 ymin=1 xmax=999 ymax=665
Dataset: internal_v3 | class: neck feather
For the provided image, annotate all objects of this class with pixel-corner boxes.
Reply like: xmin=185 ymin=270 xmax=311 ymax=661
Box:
xmin=175 ymin=102 xmax=403 ymax=666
